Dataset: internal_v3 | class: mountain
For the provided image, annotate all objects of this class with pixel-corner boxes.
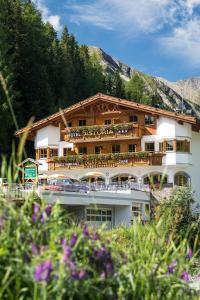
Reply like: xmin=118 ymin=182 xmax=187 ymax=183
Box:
xmin=88 ymin=46 xmax=200 ymax=118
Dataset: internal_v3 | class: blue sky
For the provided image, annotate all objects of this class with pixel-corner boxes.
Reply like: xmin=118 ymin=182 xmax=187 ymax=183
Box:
xmin=33 ymin=0 xmax=200 ymax=81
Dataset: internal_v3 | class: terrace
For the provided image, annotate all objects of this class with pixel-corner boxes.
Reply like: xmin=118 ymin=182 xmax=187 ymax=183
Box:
xmin=48 ymin=152 xmax=164 ymax=170
xmin=63 ymin=123 xmax=144 ymax=143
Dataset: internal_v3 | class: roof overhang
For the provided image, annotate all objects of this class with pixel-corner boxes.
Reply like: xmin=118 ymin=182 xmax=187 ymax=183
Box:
xmin=15 ymin=93 xmax=200 ymax=137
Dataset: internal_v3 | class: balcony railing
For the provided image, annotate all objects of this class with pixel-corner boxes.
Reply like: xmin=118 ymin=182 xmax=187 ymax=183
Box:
xmin=48 ymin=152 xmax=164 ymax=170
xmin=63 ymin=123 xmax=143 ymax=142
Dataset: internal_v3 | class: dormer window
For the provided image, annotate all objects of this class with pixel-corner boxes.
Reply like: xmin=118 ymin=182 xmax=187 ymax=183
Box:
xmin=79 ymin=120 xmax=86 ymax=126
xmin=145 ymin=115 xmax=154 ymax=125
xmin=129 ymin=115 xmax=138 ymax=123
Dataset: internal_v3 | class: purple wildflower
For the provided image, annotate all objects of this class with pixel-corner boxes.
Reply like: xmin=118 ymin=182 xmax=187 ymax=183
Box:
xmin=82 ymin=224 xmax=89 ymax=237
xmin=63 ymin=246 xmax=72 ymax=263
xmin=61 ymin=238 xmax=67 ymax=246
xmin=105 ymin=261 xmax=114 ymax=274
xmin=92 ymin=232 xmax=100 ymax=241
xmin=71 ymin=270 xmax=87 ymax=280
xmin=187 ymin=248 xmax=193 ymax=259
xmin=40 ymin=213 xmax=45 ymax=223
xmin=78 ymin=270 xmax=87 ymax=280
xmin=23 ymin=252 xmax=30 ymax=263
xmin=33 ymin=203 xmax=40 ymax=214
xmin=32 ymin=203 xmax=41 ymax=223
xmin=32 ymin=214 xmax=37 ymax=223
xmin=106 ymin=261 xmax=114 ymax=274
xmin=71 ymin=271 xmax=79 ymax=280
xmin=167 ymin=260 xmax=177 ymax=274
xmin=45 ymin=205 xmax=52 ymax=216
xmin=34 ymin=260 xmax=52 ymax=282
xmin=31 ymin=243 xmax=39 ymax=255
xmin=180 ymin=271 xmax=190 ymax=282
xmin=67 ymin=259 xmax=76 ymax=271
xmin=70 ymin=233 xmax=78 ymax=247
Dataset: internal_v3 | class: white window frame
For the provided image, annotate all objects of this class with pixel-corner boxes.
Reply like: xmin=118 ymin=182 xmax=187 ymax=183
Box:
xmin=85 ymin=207 xmax=113 ymax=228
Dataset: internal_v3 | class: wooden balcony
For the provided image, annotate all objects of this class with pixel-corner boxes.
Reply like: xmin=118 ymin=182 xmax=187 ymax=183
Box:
xmin=48 ymin=152 xmax=164 ymax=171
xmin=63 ymin=123 xmax=143 ymax=143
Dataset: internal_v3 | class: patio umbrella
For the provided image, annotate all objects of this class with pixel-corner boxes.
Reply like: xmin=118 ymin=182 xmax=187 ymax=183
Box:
xmin=47 ymin=174 xmax=67 ymax=179
xmin=84 ymin=172 xmax=104 ymax=185
xmin=38 ymin=174 xmax=48 ymax=179
xmin=85 ymin=172 xmax=103 ymax=177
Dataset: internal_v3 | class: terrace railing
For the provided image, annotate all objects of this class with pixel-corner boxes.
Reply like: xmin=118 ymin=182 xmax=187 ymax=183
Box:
xmin=63 ymin=123 xmax=143 ymax=142
xmin=48 ymin=152 xmax=164 ymax=170
xmin=0 ymin=184 xmax=36 ymax=201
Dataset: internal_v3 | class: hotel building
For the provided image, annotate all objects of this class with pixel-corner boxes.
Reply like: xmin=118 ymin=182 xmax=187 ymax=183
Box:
xmin=16 ymin=94 xmax=200 ymax=228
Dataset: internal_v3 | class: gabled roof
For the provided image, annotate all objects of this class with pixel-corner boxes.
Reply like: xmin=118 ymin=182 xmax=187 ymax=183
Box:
xmin=19 ymin=158 xmax=41 ymax=166
xmin=15 ymin=93 xmax=200 ymax=136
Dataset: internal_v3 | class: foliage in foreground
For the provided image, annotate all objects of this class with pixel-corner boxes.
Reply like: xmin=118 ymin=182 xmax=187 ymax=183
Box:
xmin=155 ymin=187 xmax=200 ymax=244
xmin=0 ymin=196 xmax=199 ymax=300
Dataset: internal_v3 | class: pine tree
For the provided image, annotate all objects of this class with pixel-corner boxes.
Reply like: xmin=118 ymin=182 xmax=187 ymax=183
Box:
xmin=125 ymin=74 xmax=145 ymax=103
xmin=110 ymin=72 xmax=125 ymax=98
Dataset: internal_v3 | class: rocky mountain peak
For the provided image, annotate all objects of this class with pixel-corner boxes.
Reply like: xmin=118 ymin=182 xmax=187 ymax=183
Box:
xmin=88 ymin=46 xmax=200 ymax=118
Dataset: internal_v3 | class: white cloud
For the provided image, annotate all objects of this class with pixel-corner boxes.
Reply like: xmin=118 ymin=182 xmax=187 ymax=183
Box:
xmin=161 ymin=18 xmax=200 ymax=67
xmin=185 ymin=0 xmax=200 ymax=14
xmin=67 ymin=0 xmax=200 ymax=66
xmin=33 ymin=0 xmax=62 ymax=32
xmin=67 ymin=0 xmax=178 ymax=33
xmin=47 ymin=15 xmax=62 ymax=32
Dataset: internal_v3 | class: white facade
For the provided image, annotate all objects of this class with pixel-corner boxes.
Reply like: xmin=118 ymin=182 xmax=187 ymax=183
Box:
xmin=34 ymin=115 xmax=200 ymax=225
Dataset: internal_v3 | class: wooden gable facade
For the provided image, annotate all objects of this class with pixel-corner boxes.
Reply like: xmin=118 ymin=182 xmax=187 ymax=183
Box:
xmin=15 ymin=93 xmax=200 ymax=170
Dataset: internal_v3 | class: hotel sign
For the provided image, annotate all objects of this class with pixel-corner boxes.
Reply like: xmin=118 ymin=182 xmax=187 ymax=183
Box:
xmin=24 ymin=167 xmax=37 ymax=179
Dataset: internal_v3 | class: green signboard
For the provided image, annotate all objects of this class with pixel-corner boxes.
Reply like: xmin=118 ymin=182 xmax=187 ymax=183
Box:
xmin=24 ymin=167 xmax=37 ymax=179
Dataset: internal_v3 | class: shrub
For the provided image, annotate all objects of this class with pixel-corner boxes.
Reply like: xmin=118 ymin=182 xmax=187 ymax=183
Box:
xmin=0 ymin=196 xmax=198 ymax=300
xmin=155 ymin=187 xmax=195 ymax=241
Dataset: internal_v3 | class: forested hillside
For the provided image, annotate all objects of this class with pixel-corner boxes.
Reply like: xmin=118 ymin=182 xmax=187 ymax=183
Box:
xmin=0 ymin=0 xmax=179 ymax=157
xmin=0 ymin=0 xmax=127 ymax=156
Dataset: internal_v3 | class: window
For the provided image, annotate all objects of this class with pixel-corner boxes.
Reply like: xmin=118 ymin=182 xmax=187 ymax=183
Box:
xmin=174 ymin=173 xmax=190 ymax=186
xmin=86 ymin=208 xmax=112 ymax=226
xmin=129 ymin=115 xmax=138 ymax=123
xmin=50 ymin=148 xmax=58 ymax=157
xmin=145 ymin=204 xmax=150 ymax=215
xmin=144 ymin=174 xmax=167 ymax=185
xmin=63 ymin=148 xmax=72 ymax=156
xmin=40 ymin=149 xmax=47 ymax=159
xmin=145 ymin=142 xmax=155 ymax=152
xmin=105 ymin=119 xmax=111 ymax=125
xmin=112 ymin=144 xmax=120 ymax=153
xmin=159 ymin=142 xmax=163 ymax=152
xmin=67 ymin=122 xmax=72 ymax=128
xmin=145 ymin=115 xmax=154 ymax=125
xmin=166 ymin=140 xmax=174 ymax=151
xmin=128 ymin=144 xmax=136 ymax=152
xmin=95 ymin=146 xmax=103 ymax=154
xmin=79 ymin=119 xmax=86 ymax=126
xmin=176 ymin=141 xmax=185 ymax=152
xmin=79 ymin=147 xmax=87 ymax=155
xmin=132 ymin=203 xmax=141 ymax=218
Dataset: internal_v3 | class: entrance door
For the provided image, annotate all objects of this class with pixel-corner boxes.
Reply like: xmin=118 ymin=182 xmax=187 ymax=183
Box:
xmin=86 ymin=208 xmax=113 ymax=229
